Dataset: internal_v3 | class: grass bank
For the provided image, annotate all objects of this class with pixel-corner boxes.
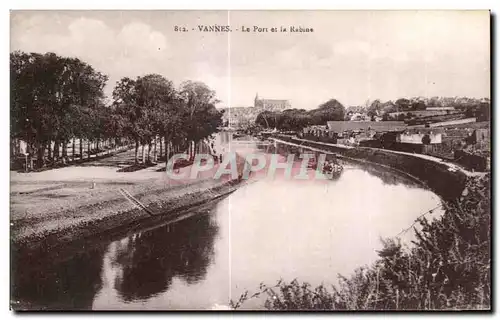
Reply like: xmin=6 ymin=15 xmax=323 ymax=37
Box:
xmin=10 ymin=150 xmax=249 ymax=269
xmin=11 ymin=177 xmax=242 ymax=267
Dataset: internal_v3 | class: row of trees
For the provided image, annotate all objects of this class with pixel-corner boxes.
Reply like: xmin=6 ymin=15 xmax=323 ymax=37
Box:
xmin=11 ymin=51 xmax=109 ymax=167
xmin=111 ymin=76 xmax=222 ymax=164
xmin=11 ymin=51 xmax=223 ymax=168
xmin=255 ymin=99 xmax=346 ymax=131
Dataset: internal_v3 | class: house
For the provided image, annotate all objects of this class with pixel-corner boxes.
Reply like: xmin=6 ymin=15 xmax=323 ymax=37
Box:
xmin=363 ymin=128 xmax=444 ymax=153
xmin=303 ymin=125 xmax=329 ymax=136
xmin=326 ymin=121 xmax=407 ymax=133
xmin=349 ymin=112 xmax=370 ymax=121
xmin=474 ymin=128 xmax=490 ymax=144
xmin=397 ymin=129 xmax=443 ymax=144
xmin=302 ymin=125 xmax=337 ymax=143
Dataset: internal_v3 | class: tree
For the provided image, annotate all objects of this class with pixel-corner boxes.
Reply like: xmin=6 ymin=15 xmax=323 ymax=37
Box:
xmin=395 ymin=98 xmax=411 ymax=111
xmin=411 ymin=100 xmax=427 ymax=111
xmin=67 ymin=58 xmax=109 ymax=161
xmin=278 ymin=109 xmax=310 ymax=131
xmin=136 ymin=74 xmax=177 ymax=162
xmin=179 ymin=81 xmax=222 ymax=160
xmin=309 ymin=99 xmax=346 ymax=124
xmin=422 ymin=134 xmax=431 ymax=145
xmin=380 ymin=101 xmax=397 ymax=114
xmin=255 ymin=111 xmax=276 ymax=129
xmin=112 ymin=77 xmax=143 ymax=163
xmin=367 ymin=99 xmax=382 ymax=117
xmin=10 ymin=51 xmax=108 ymax=168
xmin=256 ymin=100 xmax=345 ymax=131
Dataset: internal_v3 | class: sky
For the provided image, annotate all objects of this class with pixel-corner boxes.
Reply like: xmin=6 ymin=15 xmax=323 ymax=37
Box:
xmin=10 ymin=10 xmax=490 ymax=109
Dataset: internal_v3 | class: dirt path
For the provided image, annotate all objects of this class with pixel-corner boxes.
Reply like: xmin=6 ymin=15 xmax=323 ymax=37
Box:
xmin=10 ymin=152 xmax=245 ymax=258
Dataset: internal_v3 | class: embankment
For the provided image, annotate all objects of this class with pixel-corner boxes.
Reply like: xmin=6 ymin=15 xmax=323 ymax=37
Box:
xmin=11 ymin=178 xmax=243 ymax=268
xmin=11 ymin=152 xmax=250 ymax=267
xmin=271 ymin=135 xmax=468 ymax=201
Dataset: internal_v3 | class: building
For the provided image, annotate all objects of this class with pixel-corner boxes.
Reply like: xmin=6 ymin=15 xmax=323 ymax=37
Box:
xmin=220 ymin=93 xmax=292 ymax=129
xmin=303 ymin=125 xmax=329 ymax=136
xmin=301 ymin=125 xmax=337 ymax=143
xmin=474 ymin=128 xmax=490 ymax=144
xmin=360 ymin=128 xmax=444 ymax=153
xmin=254 ymin=93 xmax=291 ymax=111
xmin=326 ymin=121 xmax=407 ymax=133
xmin=221 ymin=106 xmax=259 ymax=129
xmin=348 ymin=112 xmax=370 ymax=121
xmin=397 ymin=129 xmax=443 ymax=144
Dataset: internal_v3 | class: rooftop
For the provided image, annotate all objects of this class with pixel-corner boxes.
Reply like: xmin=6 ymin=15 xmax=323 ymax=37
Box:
xmin=327 ymin=121 xmax=407 ymax=132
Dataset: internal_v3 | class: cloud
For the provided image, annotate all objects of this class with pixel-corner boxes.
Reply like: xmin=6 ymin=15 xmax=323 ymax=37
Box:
xmin=332 ymin=40 xmax=410 ymax=63
xmin=11 ymin=15 xmax=174 ymax=100
xmin=116 ymin=22 xmax=168 ymax=58
xmin=333 ymin=40 xmax=370 ymax=56
xmin=10 ymin=11 xmax=490 ymax=108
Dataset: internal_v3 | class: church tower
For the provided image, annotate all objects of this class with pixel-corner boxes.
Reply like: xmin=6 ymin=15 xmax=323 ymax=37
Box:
xmin=254 ymin=93 xmax=259 ymax=107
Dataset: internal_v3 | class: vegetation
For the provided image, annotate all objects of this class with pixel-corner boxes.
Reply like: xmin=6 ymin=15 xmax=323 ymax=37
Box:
xmin=254 ymin=96 xmax=490 ymax=132
xmin=11 ymin=51 xmax=223 ymax=168
xmin=255 ymin=98 xmax=345 ymax=131
xmin=11 ymin=51 xmax=109 ymax=168
xmin=231 ymin=174 xmax=490 ymax=310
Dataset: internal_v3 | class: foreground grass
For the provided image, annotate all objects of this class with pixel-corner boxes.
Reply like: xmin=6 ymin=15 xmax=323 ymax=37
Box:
xmin=232 ymin=174 xmax=490 ymax=310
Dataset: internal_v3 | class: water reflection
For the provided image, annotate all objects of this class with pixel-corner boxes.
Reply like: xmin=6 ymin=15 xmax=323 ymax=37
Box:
xmin=355 ymin=163 xmax=420 ymax=187
xmin=258 ymin=140 xmax=420 ymax=188
xmin=11 ymin=248 xmax=104 ymax=310
xmin=13 ymin=135 xmax=444 ymax=310
xmin=92 ymin=209 xmax=219 ymax=309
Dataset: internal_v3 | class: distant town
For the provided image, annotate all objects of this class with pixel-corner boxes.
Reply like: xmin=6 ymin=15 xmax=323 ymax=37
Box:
xmin=221 ymin=95 xmax=490 ymax=172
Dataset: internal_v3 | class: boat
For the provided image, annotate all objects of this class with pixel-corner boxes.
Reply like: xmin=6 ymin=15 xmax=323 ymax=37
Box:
xmin=322 ymin=161 xmax=343 ymax=177
xmin=232 ymin=132 xmax=245 ymax=139
xmin=306 ymin=154 xmax=318 ymax=169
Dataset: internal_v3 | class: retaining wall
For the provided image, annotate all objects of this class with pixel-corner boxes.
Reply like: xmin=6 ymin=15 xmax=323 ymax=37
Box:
xmin=273 ymin=135 xmax=468 ymax=201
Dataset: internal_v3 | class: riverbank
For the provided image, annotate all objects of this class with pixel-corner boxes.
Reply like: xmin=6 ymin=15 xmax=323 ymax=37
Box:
xmin=270 ymin=135 xmax=476 ymax=201
xmin=10 ymin=160 xmax=244 ymax=266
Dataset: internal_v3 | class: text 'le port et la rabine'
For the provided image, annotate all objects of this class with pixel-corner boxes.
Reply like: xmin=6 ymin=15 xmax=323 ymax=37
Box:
xmin=174 ymin=25 xmax=314 ymax=33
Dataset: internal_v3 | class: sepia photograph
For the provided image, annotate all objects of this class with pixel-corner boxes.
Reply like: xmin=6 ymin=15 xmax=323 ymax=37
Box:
xmin=9 ymin=10 xmax=491 ymax=311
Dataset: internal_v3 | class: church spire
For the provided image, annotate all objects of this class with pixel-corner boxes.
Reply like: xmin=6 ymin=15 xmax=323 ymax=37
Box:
xmin=254 ymin=92 xmax=259 ymax=107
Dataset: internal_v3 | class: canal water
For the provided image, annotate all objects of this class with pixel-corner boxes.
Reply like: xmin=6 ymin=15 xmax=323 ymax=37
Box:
xmin=12 ymin=134 xmax=443 ymax=310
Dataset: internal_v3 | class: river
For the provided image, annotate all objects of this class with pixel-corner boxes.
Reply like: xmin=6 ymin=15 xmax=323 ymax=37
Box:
xmin=12 ymin=134 xmax=444 ymax=310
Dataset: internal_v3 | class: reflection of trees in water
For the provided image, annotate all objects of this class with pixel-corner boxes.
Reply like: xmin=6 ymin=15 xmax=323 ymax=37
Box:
xmin=352 ymin=162 xmax=421 ymax=188
xmin=261 ymin=143 xmax=307 ymax=160
xmin=12 ymin=247 xmax=104 ymax=310
xmin=114 ymin=213 xmax=219 ymax=302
